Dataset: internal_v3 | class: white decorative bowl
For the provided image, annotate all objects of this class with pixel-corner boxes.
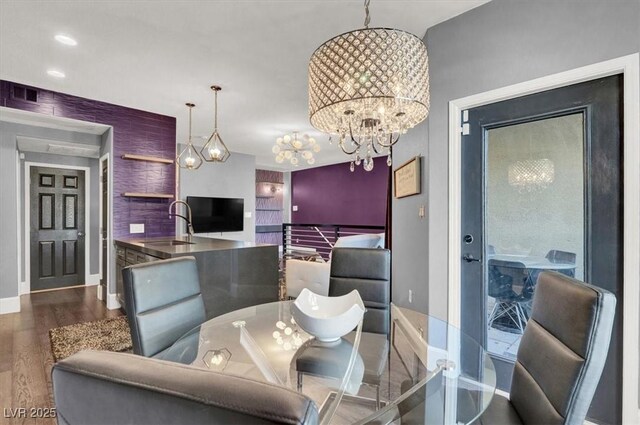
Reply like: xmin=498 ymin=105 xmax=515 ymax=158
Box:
xmin=291 ymin=288 xmax=365 ymax=342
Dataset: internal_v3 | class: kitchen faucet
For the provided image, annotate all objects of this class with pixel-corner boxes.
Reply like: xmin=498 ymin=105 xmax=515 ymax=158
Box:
xmin=168 ymin=200 xmax=194 ymax=240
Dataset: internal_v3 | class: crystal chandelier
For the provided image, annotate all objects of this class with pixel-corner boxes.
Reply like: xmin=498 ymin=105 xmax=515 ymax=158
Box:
xmin=176 ymin=103 xmax=204 ymax=170
xmin=272 ymin=132 xmax=320 ymax=166
xmin=508 ymin=159 xmax=555 ymax=192
xmin=308 ymin=0 xmax=430 ymax=172
xmin=201 ymin=85 xmax=231 ymax=163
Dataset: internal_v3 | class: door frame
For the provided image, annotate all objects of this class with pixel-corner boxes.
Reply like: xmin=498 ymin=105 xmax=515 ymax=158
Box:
xmin=23 ymin=161 xmax=92 ymax=292
xmin=98 ymin=153 xmax=111 ymax=301
xmin=447 ymin=54 xmax=640 ymax=423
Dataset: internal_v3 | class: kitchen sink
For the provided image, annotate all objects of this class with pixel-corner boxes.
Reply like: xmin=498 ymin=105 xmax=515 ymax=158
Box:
xmin=143 ymin=239 xmax=195 ymax=246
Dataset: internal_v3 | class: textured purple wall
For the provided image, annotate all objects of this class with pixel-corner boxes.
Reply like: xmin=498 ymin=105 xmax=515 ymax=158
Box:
xmin=256 ymin=170 xmax=284 ymax=245
xmin=1 ymin=80 xmax=176 ymax=238
xmin=291 ymin=157 xmax=389 ymax=226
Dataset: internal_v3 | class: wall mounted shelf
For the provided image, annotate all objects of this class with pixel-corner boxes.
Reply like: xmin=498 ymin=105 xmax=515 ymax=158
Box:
xmin=121 ymin=154 xmax=174 ymax=164
xmin=256 ymin=224 xmax=282 ymax=233
xmin=121 ymin=192 xmax=174 ymax=199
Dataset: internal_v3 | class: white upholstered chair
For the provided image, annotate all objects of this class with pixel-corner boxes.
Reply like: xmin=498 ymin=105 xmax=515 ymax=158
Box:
xmin=285 ymin=233 xmax=385 ymax=298
xmin=285 ymin=259 xmax=331 ymax=298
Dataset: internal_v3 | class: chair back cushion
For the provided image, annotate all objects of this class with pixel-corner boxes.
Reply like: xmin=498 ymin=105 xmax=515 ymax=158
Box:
xmin=285 ymin=259 xmax=331 ymax=298
xmin=52 ymin=350 xmax=318 ymax=425
xmin=510 ymin=271 xmax=616 ymax=425
xmin=329 ymin=248 xmax=391 ymax=334
xmin=123 ymin=256 xmax=206 ymax=357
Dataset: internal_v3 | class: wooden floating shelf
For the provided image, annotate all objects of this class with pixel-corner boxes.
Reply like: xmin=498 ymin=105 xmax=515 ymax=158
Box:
xmin=122 ymin=192 xmax=174 ymax=199
xmin=121 ymin=154 xmax=174 ymax=164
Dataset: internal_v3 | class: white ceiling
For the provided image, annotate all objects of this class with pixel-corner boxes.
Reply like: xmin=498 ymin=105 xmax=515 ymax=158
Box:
xmin=0 ymin=0 xmax=487 ymax=170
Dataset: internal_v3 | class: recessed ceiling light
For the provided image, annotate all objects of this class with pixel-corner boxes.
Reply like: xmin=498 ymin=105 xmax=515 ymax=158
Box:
xmin=54 ymin=34 xmax=77 ymax=46
xmin=47 ymin=69 xmax=66 ymax=78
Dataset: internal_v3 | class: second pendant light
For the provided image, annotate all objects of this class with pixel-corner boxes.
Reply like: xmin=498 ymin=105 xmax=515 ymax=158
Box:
xmin=201 ymin=85 xmax=231 ymax=163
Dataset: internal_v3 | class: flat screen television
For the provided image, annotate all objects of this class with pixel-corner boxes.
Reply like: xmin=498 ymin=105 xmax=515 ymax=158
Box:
xmin=186 ymin=196 xmax=244 ymax=233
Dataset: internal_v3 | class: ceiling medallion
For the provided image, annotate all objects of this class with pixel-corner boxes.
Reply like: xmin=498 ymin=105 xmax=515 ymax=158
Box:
xmin=201 ymin=85 xmax=231 ymax=163
xmin=308 ymin=0 xmax=430 ymax=172
xmin=176 ymin=103 xmax=204 ymax=170
xmin=273 ymin=132 xmax=320 ymax=166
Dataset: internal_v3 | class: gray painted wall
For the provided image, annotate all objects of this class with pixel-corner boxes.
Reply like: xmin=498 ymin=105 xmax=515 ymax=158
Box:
xmin=392 ymin=0 xmax=640 ymax=321
xmin=391 ymin=119 xmax=429 ymax=313
xmin=178 ymin=148 xmax=256 ymax=242
xmin=0 ymin=125 xmax=19 ymax=298
xmin=0 ymin=122 xmax=103 ymax=298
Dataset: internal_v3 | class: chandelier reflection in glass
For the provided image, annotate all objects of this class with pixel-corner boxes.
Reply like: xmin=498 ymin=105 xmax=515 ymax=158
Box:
xmin=200 ymin=85 xmax=231 ymax=163
xmin=176 ymin=103 xmax=204 ymax=170
xmin=308 ymin=0 xmax=429 ymax=172
xmin=272 ymin=132 xmax=320 ymax=166
xmin=508 ymin=159 xmax=555 ymax=192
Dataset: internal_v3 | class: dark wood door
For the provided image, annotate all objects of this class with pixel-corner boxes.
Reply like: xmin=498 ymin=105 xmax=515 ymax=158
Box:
xmin=30 ymin=167 xmax=86 ymax=291
xmin=460 ymin=76 xmax=623 ymax=424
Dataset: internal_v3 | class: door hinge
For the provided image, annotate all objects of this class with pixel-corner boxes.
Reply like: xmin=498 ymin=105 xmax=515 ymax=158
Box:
xmin=460 ymin=110 xmax=470 ymax=135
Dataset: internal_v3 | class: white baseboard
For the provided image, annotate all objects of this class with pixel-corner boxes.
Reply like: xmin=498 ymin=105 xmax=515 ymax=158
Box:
xmin=106 ymin=293 xmax=121 ymax=310
xmin=85 ymin=274 xmax=100 ymax=286
xmin=0 ymin=296 xmax=20 ymax=314
xmin=19 ymin=281 xmax=28 ymax=295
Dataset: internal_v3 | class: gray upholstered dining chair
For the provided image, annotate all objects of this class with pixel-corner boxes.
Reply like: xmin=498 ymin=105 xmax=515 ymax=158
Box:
xmin=296 ymin=247 xmax=391 ymax=408
xmin=478 ymin=271 xmax=616 ymax=425
xmin=52 ymin=350 xmax=319 ymax=425
xmin=122 ymin=256 xmax=206 ymax=360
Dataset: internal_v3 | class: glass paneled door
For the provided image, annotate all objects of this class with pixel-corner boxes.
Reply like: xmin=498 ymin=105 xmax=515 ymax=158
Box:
xmin=460 ymin=76 xmax=623 ymax=424
xmin=485 ymin=114 xmax=584 ymax=358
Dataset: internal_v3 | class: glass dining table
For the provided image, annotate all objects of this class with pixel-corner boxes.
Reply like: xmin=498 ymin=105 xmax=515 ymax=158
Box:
xmin=163 ymin=301 xmax=496 ymax=425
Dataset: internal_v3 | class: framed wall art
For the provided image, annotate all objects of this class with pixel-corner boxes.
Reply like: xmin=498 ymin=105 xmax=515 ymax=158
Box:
xmin=394 ymin=156 xmax=421 ymax=198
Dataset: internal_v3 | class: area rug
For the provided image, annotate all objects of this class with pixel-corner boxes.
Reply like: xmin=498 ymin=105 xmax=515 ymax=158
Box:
xmin=49 ymin=316 xmax=132 ymax=362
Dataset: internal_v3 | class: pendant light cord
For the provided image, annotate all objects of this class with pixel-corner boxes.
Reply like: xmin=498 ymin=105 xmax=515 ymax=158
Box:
xmin=363 ymin=0 xmax=371 ymax=28
xmin=188 ymin=105 xmax=193 ymax=143
xmin=214 ymin=90 xmax=218 ymax=130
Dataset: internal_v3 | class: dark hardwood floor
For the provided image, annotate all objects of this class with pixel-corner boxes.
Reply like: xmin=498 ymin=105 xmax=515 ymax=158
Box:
xmin=0 ymin=286 xmax=123 ymax=424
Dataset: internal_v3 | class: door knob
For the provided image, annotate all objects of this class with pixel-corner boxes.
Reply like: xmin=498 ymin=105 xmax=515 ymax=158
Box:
xmin=77 ymin=231 xmax=85 ymax=238
xmin=462 ymin=253 xmax=481 ymax=263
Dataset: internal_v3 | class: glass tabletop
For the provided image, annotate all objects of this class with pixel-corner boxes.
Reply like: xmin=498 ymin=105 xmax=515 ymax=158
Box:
xmin=163 ymin=301 xmax=496 ymax=425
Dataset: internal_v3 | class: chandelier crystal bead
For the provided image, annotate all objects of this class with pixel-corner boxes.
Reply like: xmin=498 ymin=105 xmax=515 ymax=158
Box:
xmin=308 ymin=0 xmax=430 ymax=172
xmin=273 ymin=132 xmax=320 ymax=166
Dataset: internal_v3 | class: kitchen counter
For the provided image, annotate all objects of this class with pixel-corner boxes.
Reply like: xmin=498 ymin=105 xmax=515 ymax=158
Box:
xmin=114 ymin=236 xmax=279 ymax=319
xmin=115 ymin=235 xmax=270 ymax=259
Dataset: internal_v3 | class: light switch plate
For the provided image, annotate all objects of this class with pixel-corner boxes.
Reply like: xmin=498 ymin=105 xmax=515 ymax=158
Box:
xmin=130 ymin=223 xmax=145 ymax=234
xmin=418 ymin=205 xmax=425 ymax=218
xmin=292 ymin=205 xmax=299 ymax=212
xmin=244 ymin=211 xmax=252 ymax=218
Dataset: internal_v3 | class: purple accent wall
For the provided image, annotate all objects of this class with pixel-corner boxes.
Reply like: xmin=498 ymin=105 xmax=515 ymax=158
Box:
xmin=1 ymin=80 xmax=176 ymax=238
xmin=291 ymin=157 xmax=389 ymax=226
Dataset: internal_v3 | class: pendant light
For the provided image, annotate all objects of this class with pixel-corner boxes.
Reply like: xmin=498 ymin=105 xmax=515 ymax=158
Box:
xmin=201 ymin=85 xmax=231 ymax=163
xmin=176 ymin=103 xmax=204 ymax=170
xmin=308 ymin=0 xmax=430 ymax=171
